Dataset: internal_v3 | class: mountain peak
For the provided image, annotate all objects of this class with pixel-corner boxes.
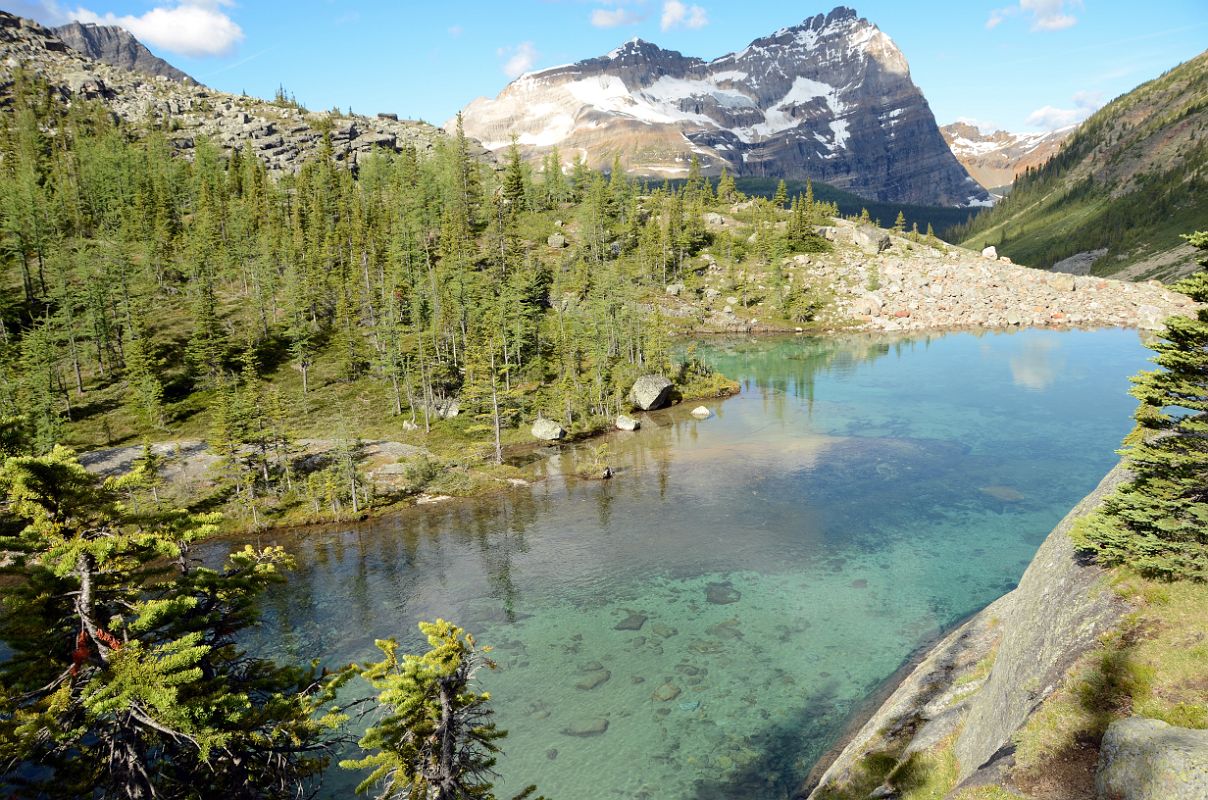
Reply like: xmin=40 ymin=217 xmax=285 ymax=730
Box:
xmin=54 ymin=19 xmax=194 ymax=83
xmin=457 ymin=8 xmax=986 ymax=206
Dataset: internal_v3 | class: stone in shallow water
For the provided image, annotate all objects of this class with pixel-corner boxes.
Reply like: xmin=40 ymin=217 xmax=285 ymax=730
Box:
xmin=678 ymin=699 xmax=702 ymax=712
xmin=561 ymin=717 xmax=609 ymax=737
xmin=651 ymin=623 xmax=678 ymax=638
xmin=579 ymin=661 xmax=604 ymax=672
xmin=576 ymin=670 xmax=611 ymax=690
xmin=615 ymin=612 xmax=648 ymax=631
xmin=706 ymin=581 xmax=741 ymax=604
xmin=652 ymin=682 xmax=682 ymax=702
xmin=980 ymin=484 xmax=1025 ymax=502
xmin=850 ymin=579 xmax=868 ymax=589
xmin=546 ymin=749 xmax=558 ymax=760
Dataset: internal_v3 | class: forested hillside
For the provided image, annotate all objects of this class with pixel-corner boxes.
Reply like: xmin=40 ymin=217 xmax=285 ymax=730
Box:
xmin=950 ymin=51 xmax=1208 ymax=281
xmin=0 ymin=70 xmax=840 ymax=524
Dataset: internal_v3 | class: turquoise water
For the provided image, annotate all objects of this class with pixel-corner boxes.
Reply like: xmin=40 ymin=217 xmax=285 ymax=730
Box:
xmin=235 ymin=328 xmax=1151 ymax=799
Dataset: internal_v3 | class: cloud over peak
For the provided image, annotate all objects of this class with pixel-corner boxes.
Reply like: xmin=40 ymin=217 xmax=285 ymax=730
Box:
xmin=67 ymin=0 xmax=244 ymax=57
xmin=660 ymin=0 xmax=707 ymax=31
xmin=988 ymin=0 xmax=1082 ymax=32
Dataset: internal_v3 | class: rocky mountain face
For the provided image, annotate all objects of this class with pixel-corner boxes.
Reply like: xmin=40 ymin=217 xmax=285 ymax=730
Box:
xmin=955 ymin=50 xmax=1208 ymax=281
xmin=0 ymin=11 xmax=483 ymax=174
xmin=457 ymin=7 xmax=988 ymax=208
xmin=53 ymin=20 xmax=194 ymax=83
xmin=940 ymin=122 xmax=1072 ymax=192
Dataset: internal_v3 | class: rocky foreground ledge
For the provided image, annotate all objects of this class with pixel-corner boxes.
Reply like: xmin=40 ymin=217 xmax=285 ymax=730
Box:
xmin=801 ymin=462 xmax=1208 ymax=800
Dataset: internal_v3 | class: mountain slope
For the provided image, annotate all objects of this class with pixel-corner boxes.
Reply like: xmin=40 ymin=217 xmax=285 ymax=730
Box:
xmin=940 ymin=122 xmax=1072 ymax=192
xmin=950 ymin=51 xmax=1208 ymax=281
xmin=53 ymin=20 xmax=194 ymax=83
xmin=0 ymin=11 xmax=481 ymax=174
xmin=456 ymin=6 xmax=987 ymax=208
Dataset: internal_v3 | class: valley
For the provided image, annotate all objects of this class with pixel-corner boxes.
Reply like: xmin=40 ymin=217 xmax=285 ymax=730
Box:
xmin=0 ymin=4 xmax=1205 ymax=800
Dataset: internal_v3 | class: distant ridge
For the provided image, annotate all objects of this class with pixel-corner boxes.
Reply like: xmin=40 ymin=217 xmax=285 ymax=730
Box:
xmin=939 ymin=122 xmax=1073 ymax=193
xmin=951 ymin=50 xmax=1208 ymax=282
xmin=53 ymin=20 xmax=195 ymax=83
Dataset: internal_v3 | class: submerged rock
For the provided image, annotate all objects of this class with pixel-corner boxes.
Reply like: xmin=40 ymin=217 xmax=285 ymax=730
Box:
xmin=691 ymin=406 xmax=713 ymax=419
xmin=561 ymin=717 xmax=610 ymax=737
xmin=706 ymin=581 xmax=742 ymax=605
xmin=652 ymin=683 xmax=682 ymax=702
xmin=629 ymin=375 xmax=673 ymax=411
xmin=575 ymin=670 xmax=612 ymax=690
xmin=615 ymin=612 xmax=648 ymax=631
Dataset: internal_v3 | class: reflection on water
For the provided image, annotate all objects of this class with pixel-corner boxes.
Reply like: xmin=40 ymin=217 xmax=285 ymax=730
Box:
xmin=1008 ymin=337 xmax=1066 ymax=391
xmin=225 ymin=328 xmax=1149 ymax=800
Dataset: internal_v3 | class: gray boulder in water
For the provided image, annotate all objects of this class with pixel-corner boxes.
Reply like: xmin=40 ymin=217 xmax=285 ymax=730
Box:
xmin=1096 ymin=717 xmax=1208 ymax=800
xmin=628 ymin=375 xmax=673 ymax=411
xmin=531 ymin=418 xmax=566 ymax=441
xmin=615 ymin=414 xmax=640 ymax=431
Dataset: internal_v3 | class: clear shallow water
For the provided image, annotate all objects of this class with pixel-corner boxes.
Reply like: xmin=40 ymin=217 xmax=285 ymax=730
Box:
xmin=231 ymin=328 xmax=1150 ymax=800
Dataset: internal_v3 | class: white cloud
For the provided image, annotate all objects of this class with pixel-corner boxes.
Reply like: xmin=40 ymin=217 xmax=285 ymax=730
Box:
xmin=987 ymin=0 xmax=1081 ymax=32
xmin=1025 ymin=90 xmax=1102 ymax=130
xmin=500 ymin=41 xmax=538 ymax=78
xmin=660 ymin=0 xmax=707 ymax=31
xmin=591 ymin=7 xmax=643 ymax=28
xmin=67 ymin=1 xmax=244 ymax=57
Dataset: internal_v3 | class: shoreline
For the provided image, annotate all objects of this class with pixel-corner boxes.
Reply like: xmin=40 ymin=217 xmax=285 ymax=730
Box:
xmin=80 ymin=321 xmax=1176 ymax=539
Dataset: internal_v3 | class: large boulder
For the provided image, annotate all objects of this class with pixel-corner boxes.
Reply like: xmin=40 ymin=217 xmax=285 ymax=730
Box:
xmin=531 ymin=418 xmax=566 ymax=441
xmin=853 ymin=226 xmax=891 ymax=254
xmin=629 ymin=375 xmax=673 ymax=411
xmin=1096 ymin=717 xmax=1208 ymax=800
xmin=981 ymin=245 xmax=998 ymax=260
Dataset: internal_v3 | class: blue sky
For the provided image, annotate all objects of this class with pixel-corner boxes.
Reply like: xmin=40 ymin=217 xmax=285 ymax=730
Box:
xmin=11 ymin=0 xmax=1207 ymax=132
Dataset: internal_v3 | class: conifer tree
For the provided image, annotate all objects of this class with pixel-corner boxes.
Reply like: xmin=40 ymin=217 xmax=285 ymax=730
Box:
xmin=0 ymin=448 xmax=349 ymax=799
xmin=341 ymin=620 xmax=541 ymax=800
xmin=893 ymin=210 xmax=906 ymax=233
xmin=1073 ymin=232 xmax=1208 ymax=580
xmin=773 ymin=179 xmax=788 ymax=208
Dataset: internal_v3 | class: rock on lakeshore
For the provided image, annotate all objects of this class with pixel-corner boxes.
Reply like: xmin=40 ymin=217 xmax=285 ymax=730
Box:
xmin=806 ymin=464 xmax=1135 ymax=798
xmin=531 ymin=418 xmax=566 ymax=441
xmin=1097 ymin=718 xmax=1208 ymax=800
xmin=629 ymin=375 xmax=673 ymax=411
xmin=615 ymin=414 xmax=641 ymax=431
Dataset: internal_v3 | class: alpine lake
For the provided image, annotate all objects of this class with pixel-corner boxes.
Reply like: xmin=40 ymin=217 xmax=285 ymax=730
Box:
xmin=227 ymin=327 xmax=1153 ymax=800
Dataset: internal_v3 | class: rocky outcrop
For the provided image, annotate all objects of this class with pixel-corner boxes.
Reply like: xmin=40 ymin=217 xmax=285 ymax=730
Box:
xmin=806 ymin=464 xmax=1134 ymax=798
xmin=628 ymin=375 xmax=673 ymax=411
xmin=457 ymin=7 xmax=988 ymax=206
xmin=53 ymin=20 xmax=193 ymax=83
xmin=1096 ymin=718 xmax=1208 ymax=800
xmin=0 ymin=11 xmax=486 ymax=175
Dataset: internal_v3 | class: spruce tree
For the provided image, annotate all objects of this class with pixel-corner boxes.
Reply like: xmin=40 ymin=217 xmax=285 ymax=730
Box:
xmin=773 ymin=179 xmax=788 ymax=208
xmin=1073 ymin=232 xmax=1208 ymax=580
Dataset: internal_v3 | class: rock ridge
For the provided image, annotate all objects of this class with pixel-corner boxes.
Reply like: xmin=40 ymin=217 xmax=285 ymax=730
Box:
xmin=804 ymin=463 xmax=1134 ymax=797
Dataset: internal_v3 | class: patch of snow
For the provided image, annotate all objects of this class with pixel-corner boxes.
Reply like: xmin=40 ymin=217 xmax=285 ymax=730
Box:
xmin=965 ymin=195 xmax=995 ymax=208
xmin=830 ymin=118 xmax=849 ymax=149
